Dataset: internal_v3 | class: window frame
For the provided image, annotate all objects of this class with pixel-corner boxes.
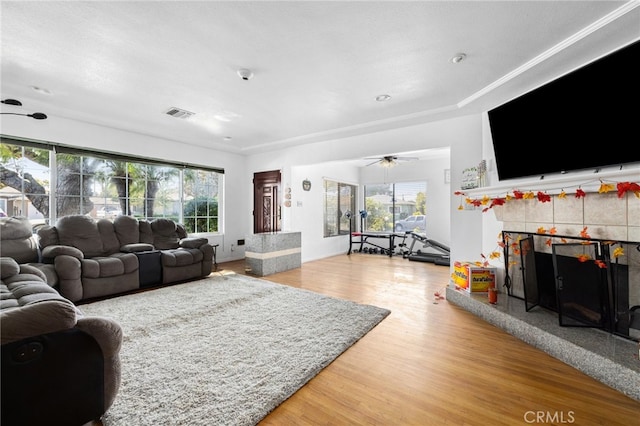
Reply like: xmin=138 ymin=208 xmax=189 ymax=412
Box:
xmin=0 ymin=136 xmax=224 ymax=234
xmin=323 ymin=178 xmax=357 ymax=238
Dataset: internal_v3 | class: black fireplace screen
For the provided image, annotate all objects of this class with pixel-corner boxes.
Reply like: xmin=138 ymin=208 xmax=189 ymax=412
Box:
xmin=504 ymin=231 xmax=639 ymax=341
xmin=552 ymin=242 xmax=608 ymax=329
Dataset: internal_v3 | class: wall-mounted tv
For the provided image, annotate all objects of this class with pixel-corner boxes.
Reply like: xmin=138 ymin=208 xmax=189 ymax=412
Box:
xmin=488 ymin=39 xmax=640 ymax=181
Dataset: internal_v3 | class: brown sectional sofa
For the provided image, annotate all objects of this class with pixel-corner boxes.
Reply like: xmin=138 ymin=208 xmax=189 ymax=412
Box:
xmin=1 ymin=257 xmax=123 ymax=425
xmin=0 ymin=215 xmax=214 ymax=424
xmin=37 ymin=215 xmax=215 ymax=302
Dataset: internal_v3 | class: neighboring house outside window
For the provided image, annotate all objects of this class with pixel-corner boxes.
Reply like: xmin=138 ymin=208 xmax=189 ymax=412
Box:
xmin=363 ymin=181 xmax=427 ymax=232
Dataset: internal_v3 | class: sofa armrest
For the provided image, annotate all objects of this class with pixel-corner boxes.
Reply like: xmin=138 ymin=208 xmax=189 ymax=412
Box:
xmin=120 ymin=243 xmax=155 ymax=253
xmin=18 ymin=264 xmax=48 ymax=282
xmin=52 ymin=255 xmax=83 ymax=302
xmin=75 ymin=316 xmax=123 ymax=358
xmin=179 ymin=237 xmax=209 ymax=249
xmin=1 ymin=300 xmax=78 ymax=345
xmin=42 ymin=245 xmax=84 ymax=260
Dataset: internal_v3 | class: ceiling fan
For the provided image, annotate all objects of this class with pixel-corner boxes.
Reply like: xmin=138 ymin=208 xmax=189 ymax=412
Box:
xmin=364 ymin=155 xmax=419 ymax=168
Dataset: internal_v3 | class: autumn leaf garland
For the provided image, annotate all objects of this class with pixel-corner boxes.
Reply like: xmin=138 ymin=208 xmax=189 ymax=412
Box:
xmin=455 ymin=180 xmax=640 ymax=212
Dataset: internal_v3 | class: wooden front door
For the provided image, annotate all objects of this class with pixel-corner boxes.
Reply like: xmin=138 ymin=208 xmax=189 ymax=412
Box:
xmin=253 ymin=170 xmax=281 ymax=233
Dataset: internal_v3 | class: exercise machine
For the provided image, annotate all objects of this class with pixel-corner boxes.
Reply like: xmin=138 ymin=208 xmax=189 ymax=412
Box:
xmin=403 ymin=232 xmax=450 ymax=266
xmin=346 ymin=210 xmax=407 ymax=257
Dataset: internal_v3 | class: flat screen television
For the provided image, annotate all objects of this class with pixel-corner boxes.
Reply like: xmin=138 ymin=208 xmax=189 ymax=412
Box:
xmin=488 ymin=39 xmax=640 ymax=181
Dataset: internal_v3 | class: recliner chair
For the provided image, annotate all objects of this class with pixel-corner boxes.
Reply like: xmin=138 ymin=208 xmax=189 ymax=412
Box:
xmin=1 ymin=257 xmax=123 ymax=426
xmin=0 ymin=216 xmax=58 ymax=286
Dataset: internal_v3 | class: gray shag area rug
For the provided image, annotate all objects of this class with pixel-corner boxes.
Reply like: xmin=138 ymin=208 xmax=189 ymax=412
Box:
xmin=79 ymin=273 xmax=391 ymax=426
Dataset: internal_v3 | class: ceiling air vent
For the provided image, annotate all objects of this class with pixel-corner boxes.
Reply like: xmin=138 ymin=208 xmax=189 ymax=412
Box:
xmin=165 ymin=107 xmax=195 ymax=119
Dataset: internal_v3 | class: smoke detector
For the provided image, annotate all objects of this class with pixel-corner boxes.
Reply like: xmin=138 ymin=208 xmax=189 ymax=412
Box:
xmin=237 ymin=68 xmax=254 ymax=81
xmin=165 ymin=107 xmax=195 ymax=119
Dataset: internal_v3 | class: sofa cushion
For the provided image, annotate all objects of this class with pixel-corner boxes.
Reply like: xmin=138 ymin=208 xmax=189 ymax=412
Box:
xmin=161 ymin=248 xmax=204 ymax=267
xmin=150 ymin=219 xmax=180 ymax=250
xmin=1 ymin=270 xmax=77 ymax=345
xmin=1 ymin=258 xmax=20 ymax=279
xmin=113 ymin=215 xmax=140 ymax=246
xmin=56 ymin=215 xmax=105 ymax=257
xmin=0 ymin=217 xmax=39 ymax=264
xmin=81 ymin=253 xmax=137 ymax=278
xmin=97 ymin=219 xmax=121 ymax=255
xmin=36 ymin=225 xmax=59 ymax=248
xmin=138 ymin=220 xmax=154 ymax=245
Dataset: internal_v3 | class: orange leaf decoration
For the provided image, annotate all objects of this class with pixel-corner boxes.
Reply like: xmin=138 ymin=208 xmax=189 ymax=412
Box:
xmin=575 ymin=188 xmax=586 ymax=198
xmin=545 ymin=238 xmax=552 ymax=247
xmin=457 ymin=205 xmax=464 ymax=210
xmin=577 ymin=254 xmax=591 ymax=262
xmin=523 ymin=191 xmax=535 ymax=199
xmin=481 ymin=195 xmax=491 ymax=205
xmin=558 ymin=190 xmax=567 ymax=199
xmin=489 ymin=251 xmax=501 ymax=260
xmin=505 ymin=194 xmax=513 ymax=201
xmin=454 ymin=191 xmax=466 ymax=196
xmin=537 ymin=191 xmax=551 ymax=202
xmin=497 ymin=241 xmax=506 ymax=248
xmin=594 ymin=260 xmax=607 ymax=269
xmin=598 ymin=182 xmax=615 ymax=194
xmin=549 ymin=227 xmax=557 ymax=235
xmin=537 ymin=227 xmax=546 ymax=234
xmin=579 ymin=227 xmax=591 ymax=239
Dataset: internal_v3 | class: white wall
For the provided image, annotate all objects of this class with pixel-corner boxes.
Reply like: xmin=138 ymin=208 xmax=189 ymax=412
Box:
xmin=2 ymin=111 xmax=486 ymax=270
xmin=246 ymin=114 xmax=485 ymax=265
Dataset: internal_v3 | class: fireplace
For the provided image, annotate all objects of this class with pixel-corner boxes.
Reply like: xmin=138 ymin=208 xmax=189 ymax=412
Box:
xmin=503 ymin=231 xmax=640 ymax=341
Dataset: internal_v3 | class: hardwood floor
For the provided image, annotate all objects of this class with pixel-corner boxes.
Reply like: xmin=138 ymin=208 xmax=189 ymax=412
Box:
xmin=218 ymin=254 xmax=640 ymax=426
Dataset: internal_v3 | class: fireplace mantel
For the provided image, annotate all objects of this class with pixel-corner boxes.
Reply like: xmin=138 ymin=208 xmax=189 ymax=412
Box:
xmin=463 ymin=167 xmax=640 ymax=197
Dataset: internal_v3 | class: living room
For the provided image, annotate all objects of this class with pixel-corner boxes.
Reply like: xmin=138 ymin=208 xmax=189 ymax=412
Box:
xmin=2 ymin=2 xmax=638 ymax=274
xmin=2 ymin=2 xmax=640 ymax=425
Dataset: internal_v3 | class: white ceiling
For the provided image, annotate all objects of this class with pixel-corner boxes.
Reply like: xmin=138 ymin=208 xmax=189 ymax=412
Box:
xmin=1 ymin=1 xmax=639 ymax=156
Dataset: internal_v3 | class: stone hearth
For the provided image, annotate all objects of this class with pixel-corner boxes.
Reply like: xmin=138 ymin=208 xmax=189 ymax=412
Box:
xmin=446 ymin=286 xmax=640 ymax=402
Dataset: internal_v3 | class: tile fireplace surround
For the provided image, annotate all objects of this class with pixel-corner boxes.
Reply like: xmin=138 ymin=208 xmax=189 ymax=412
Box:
xmin=447 ymin=187 xmax=640 ymax=402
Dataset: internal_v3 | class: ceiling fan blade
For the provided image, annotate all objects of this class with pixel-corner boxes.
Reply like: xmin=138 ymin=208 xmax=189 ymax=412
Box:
xmin=364 ymin=159 xmax=381 ymax=167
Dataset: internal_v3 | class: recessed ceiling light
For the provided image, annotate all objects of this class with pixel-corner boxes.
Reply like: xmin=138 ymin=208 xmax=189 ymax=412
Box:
xmin=375 ymin=94 xmax=391 ymax=102
xmin=451 ymin=53 xmax=467 ymax=64
xmin=223 ymin=136 xmax=232 ymax=141
xmin=237 ymin=68 xmax=254 ymax=80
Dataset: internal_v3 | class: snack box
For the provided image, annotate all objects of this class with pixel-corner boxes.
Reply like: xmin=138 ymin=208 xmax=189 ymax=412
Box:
xmin=451 ymin=261 xmax=496 ymax=293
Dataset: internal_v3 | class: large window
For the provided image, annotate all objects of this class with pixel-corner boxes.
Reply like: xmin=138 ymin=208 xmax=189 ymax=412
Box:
xmin=362 ymin=181 xmax=426 ymax=232
xmin=0 ymin=139 xmax=223 ymax=233
xmin=323 ymin=179 xmax=356 ymax=237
